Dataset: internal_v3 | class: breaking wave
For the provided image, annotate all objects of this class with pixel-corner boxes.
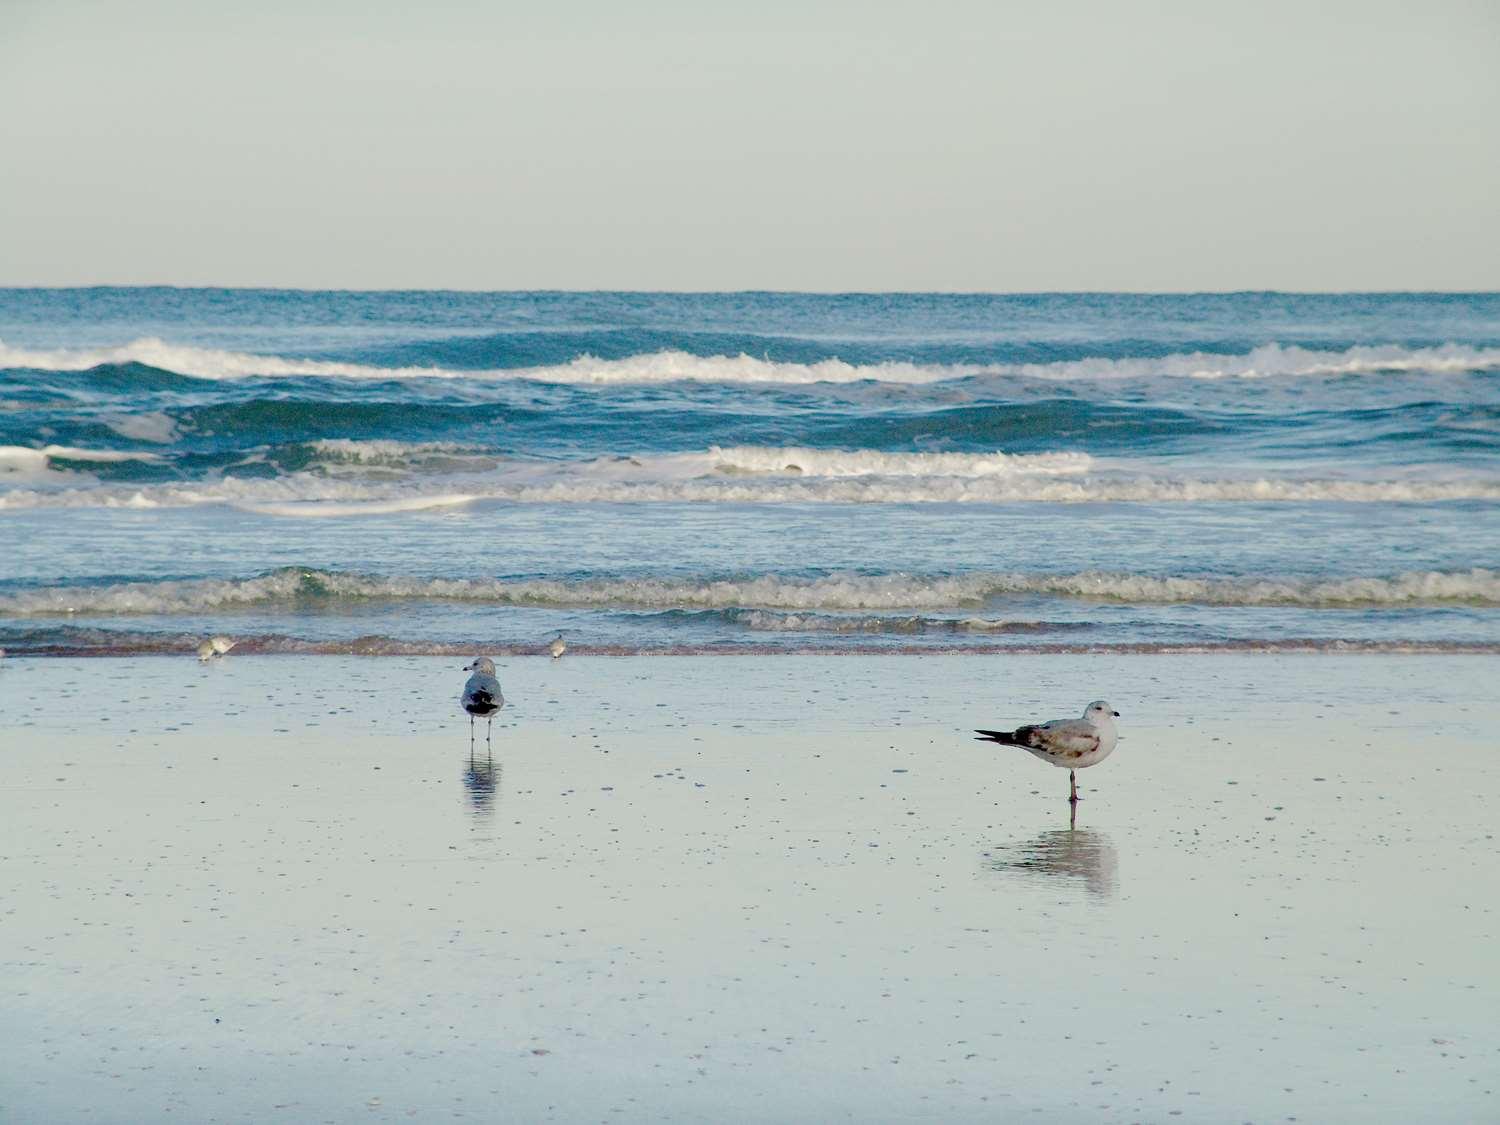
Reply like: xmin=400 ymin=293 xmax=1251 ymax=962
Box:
xmin=2 ymin=475 xmax=1493 ymax=510
xmin=2 ymin=441 xmax=1496 ymax=508
xmin=3 ymin=566 xmax=1496 ymax=616
xmin=4 ymin=338 xmax=1499 ymax=385
xmin=0 ymin=444 xmax=164 ymax=474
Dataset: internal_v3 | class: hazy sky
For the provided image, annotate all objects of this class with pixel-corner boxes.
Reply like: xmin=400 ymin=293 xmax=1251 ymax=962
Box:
xmin=2 ymin=0 xmax=1497 ymax=290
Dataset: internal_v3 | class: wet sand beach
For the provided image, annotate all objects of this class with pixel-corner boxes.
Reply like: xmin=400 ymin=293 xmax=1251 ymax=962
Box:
xmin=2 ymin=654 xmax=1496 ymax=1122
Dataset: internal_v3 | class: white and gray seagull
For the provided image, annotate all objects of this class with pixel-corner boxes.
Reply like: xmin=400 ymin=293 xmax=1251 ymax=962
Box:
xmin=975 ymin=700 xmax=1121 ymax=804
xmin=460 ymin=657 xmax=505 ymax=745
xmin=196 ymin=635 xmax=236 ymax=661
xmin=548 ymin=632 xmax=566 ymax=660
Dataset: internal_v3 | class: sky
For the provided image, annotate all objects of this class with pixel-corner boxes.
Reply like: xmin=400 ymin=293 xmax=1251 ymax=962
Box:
xmin=1 ymin=0 xmax=1497 ymax=291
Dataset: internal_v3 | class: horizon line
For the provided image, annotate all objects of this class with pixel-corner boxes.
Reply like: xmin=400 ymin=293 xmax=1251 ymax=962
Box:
xmin=2 ymin=284 xmax=1498 ymax=297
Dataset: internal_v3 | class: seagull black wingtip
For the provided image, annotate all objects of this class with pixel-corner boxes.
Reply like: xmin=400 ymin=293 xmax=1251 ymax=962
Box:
xmin=974 ymin=729 xmax=1020 ymax=745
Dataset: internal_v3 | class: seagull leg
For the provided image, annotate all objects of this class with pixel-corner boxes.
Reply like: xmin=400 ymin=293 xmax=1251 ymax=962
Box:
xmin=1069 ymin=770 xmax=1079 ymax=804
xmin=470 ymin=714 xmax=475 ymax=749
xmin=486 ymin=717 xmax=492 ymax=747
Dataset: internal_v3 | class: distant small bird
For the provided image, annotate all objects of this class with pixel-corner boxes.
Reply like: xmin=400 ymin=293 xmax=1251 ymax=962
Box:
xmin=975 ymin=700 xmax=1121 ymax=803
xmin=460 ymin=657 xmax=504 ymax=744
xmin=196 ymin=636 xmax=236 ymax=661
xmin=548 ymin=632 xmax=566 ymax=660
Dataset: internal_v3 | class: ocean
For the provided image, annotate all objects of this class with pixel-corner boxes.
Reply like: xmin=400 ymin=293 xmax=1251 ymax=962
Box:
xmin=1 ymin=289 xmax=1497 ymax=657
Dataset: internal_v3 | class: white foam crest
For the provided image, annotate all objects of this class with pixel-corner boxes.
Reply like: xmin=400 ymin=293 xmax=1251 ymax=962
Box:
xmin=550 ymin=351 xmax=960 ymax=384
xmin=3 ymin=462 xmax=1498 ymax=510
xmin=306 ymin=439 xmax=483 ymax=464
xmin=0 ymin=337 xmax=456 ymax=381
xmin=703 ymin=445 xmax=1092 ymax=478
xmin=301 ymin=439 xmax=502 ymax=477
xmin=1004 ymin=568 xmax=1500 ymax=606
xmin=0 ymin=444 xmax=163 ymax=479
xmin=0 ymin=339 xmax=958 ymax=384
xmin=2 ymin=567 xmax=1495 ymax=617
xmin=1002 ymin=342 xmax=1500 ymax=381
xmin=0 ymin=447 xmax=61 ymax=476
xmin=5 ymin=337 xmax=1499 ymax=385
xmin=0 ymin=444 xmax=162 ymax=465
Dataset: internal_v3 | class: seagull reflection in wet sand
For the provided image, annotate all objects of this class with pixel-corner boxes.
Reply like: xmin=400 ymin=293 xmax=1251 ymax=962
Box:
xmin=984 ymin=816 xmax=1118 ymax=897
xmin=463 ymin=746 xmax=501 ymax=819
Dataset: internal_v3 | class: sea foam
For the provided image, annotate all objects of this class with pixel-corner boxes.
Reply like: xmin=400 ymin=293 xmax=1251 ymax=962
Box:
xmin=2 ymin=441 xmax=1496 ymax=509
xmin=4 ymin=469 xmax=1497 ymax=510
xmin=702 ymin=446 xmax=1092 ymax=478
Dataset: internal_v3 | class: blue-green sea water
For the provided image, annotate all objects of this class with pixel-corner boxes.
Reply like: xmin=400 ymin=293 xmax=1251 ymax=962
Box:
xmin=1 ymin=289 xmax=1497 ymax=655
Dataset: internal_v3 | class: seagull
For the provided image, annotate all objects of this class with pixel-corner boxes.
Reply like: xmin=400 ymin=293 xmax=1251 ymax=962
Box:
xmin=196 ymin=635 xmax=236 ymax=661
xmin=460 ymin=657 xmax=504 ymax=744
xmin=548 ymin=632 xmax=566 ymax=660
xmin=975 ymin=700 xmax=1121 ymax=804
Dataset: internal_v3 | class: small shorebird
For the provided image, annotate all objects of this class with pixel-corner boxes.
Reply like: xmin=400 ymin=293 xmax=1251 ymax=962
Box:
xmin=460 ymin=657 xmax=504 ymax=744
xmin=196 ymin=635 xmax=236 ymax=661
xmin=975 ymin=700 xmax=1120 ymax=803
xmin=548 ymin=632 xmax=566 ymax=660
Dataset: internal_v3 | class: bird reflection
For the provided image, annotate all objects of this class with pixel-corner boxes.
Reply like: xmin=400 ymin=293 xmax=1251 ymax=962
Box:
xmin=462 ymin=745 xmax=502 ymax=821
xmin=984 ymin=817 xmax=1118 ymax=897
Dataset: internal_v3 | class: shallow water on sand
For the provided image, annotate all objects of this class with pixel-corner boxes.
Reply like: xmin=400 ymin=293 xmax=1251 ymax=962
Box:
xmin=1 ymin=654 xmax=1496 ymax=1122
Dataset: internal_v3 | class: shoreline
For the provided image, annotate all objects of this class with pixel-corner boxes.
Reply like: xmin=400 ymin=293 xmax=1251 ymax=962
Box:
xmin=5 ymin=639 xmax=1499 ymax=658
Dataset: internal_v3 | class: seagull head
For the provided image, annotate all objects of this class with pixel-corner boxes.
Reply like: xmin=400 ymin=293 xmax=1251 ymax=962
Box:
xmin=1084 ymin=700 xmax=1120 ymax=721
xmin=464 ymin=657 xmax=496 ymax=675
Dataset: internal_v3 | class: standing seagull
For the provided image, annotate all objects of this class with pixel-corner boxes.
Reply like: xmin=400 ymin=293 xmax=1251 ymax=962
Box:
xmin=548 ymin=632 xmax=566 ymax=660
xmin=975 ymin=700 xmax=1121 ymax=804
xmin=460 ymin=657 xmax=504 ymax=745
